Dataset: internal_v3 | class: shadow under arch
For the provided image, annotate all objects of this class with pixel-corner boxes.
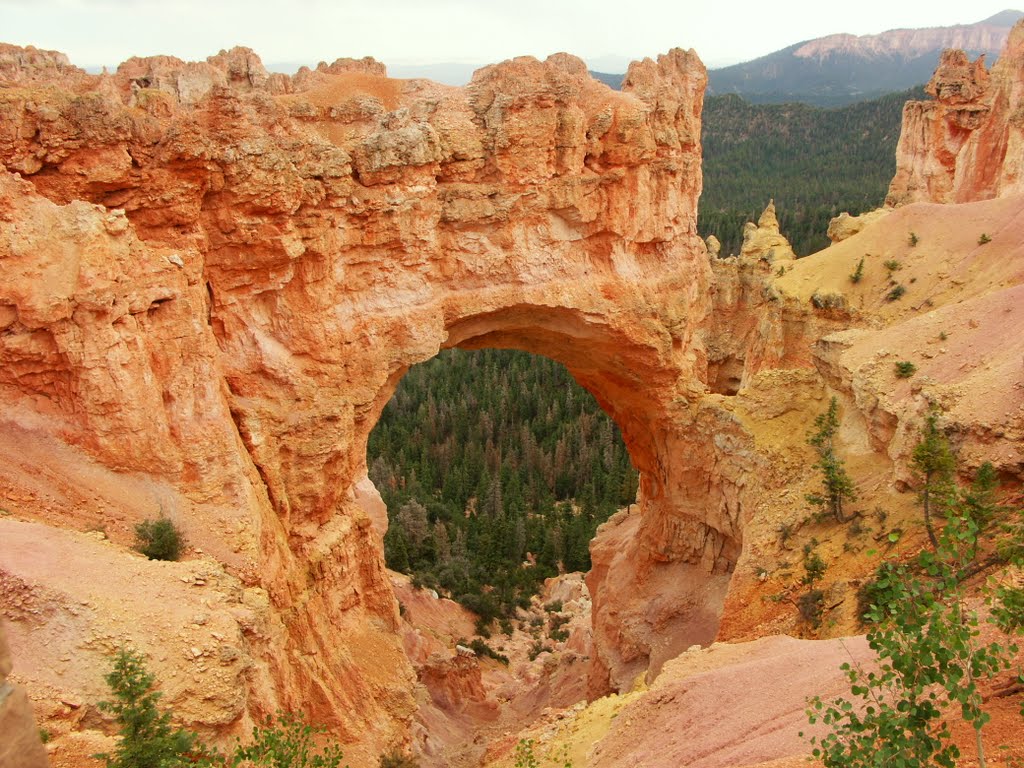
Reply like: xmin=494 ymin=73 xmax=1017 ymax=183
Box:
xmin=355 ymin=300 xmax=747 ymax=695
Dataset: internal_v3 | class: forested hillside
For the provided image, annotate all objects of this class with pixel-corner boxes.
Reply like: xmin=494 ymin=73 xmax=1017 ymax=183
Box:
xmin=368 ymin=349 xmax=638 ymax=623
xmin=699 ymin=87 xmax=923 ymax=257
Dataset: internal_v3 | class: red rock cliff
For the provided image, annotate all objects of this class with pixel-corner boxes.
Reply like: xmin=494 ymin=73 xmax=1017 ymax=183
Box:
xmin=887 ymin=19 xmax=1024 ymax=204
xmin=0 ymin=42 xmax=757 ymax=759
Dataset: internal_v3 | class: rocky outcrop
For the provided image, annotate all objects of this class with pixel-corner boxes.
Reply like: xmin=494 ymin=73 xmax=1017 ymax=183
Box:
xmin=0 ymin=41 xmax=760 ymax=759
xmin=826 ymin=208 xmax=889 ymax=243
xmin=738 ymin=201 xmax=798 ymax=262
xmin=0 ymin=621 xmax=49 ymax=768
xmin=887 ymin=19 xmax=1024 ymax=205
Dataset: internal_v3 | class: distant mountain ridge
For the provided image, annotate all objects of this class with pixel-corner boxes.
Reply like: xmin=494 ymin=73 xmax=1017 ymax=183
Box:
xmin=707 ymin=10 xmax=1022 ymax=106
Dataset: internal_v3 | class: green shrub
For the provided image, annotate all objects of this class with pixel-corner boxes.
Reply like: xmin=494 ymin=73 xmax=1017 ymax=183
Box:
xmin=134 ymin=516 xmax=183 ymax=561
xmin=96 ymin=649 xmax=346 ymax=768
xmin=469 ymin=638 xmax=509 ymax=665
xmin=232 ymin=712 xmax=344 ymax=768
xmin=849 ymin=257 xmax=865 ymax=284
xmin=978 ymin=233 xmax=991 ymax=244
xmin=883 ymin=259 xmax=902 ymax=272
xmin=885 ymin=284 xmax=906 ymax=301
xmin=797 ymin=589 xmax=825 ymax=628
xmin=908 ymin=231 xmax=919 ymax=246
xmin=894 ymin=361 xmax=917 ymax=378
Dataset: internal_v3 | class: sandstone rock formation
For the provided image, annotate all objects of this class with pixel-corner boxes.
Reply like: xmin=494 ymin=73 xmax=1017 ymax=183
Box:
xmin=0 ymin=620 xmax=49 ymax=768
xmin=738 ymin=200 xmax=798 ymax=262
xmin=826 ymin=208 xmax=889 ymax=243
xmin=887 ymin=19 xmax=1024 ymax=205
xmin=0 ymin=41 xmax=753 ymax=762
xmin=3 ymin=32 xmax=1024 ymax=768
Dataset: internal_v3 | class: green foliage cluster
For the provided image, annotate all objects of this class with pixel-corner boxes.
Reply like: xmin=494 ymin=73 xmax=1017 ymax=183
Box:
xmin=849 ymin=258 xmax=865 ymax=284
xmin=369 ymin=349 xmax=638 ymax=621
xmin=894 ymin=361 xmax=917 ymax=378
xmin=135 ymin=516 xmax=184 ymax=561
xmin=468 ymin=637 xmax=510 ymax=665
xmin=94 ymin=649 xmax=199 ymax=768
xmin=805 ymin=397 xmax=857 ymax=523
xmin=96 ymin=649 xmax=347 ymax=768
xmin=699 ymin=88 xmax=922 ymax=257
xmin=807 ymin=418 xmax=1024 ymax=768
xmin=885 ymin=284 xmax=906 ymax=302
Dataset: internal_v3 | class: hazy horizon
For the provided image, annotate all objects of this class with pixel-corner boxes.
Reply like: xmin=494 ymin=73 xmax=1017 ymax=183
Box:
xmin=3 ymin=0 xmax=1021 ymax=84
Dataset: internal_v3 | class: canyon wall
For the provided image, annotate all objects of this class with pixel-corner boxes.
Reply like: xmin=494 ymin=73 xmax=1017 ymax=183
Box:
xmin=887 ymin=18 xmax=1024 ymax=205
xmin=0 ymin=41 xmax=761 ymax=759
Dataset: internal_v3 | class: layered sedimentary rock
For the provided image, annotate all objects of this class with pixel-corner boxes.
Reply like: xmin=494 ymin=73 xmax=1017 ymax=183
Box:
xmin=0 ymin=41 xmax=768 ymax=757
xmin=887 ymin=19 xmax=1024 ymax=205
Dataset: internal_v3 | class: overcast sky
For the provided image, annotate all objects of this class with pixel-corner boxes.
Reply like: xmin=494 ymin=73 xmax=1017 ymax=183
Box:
xmin=1 ymin=0 xmax=1019 ymax=75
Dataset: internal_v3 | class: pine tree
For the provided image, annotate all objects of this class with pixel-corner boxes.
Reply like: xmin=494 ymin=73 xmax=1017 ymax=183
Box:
xmin=806 ymin=397 xmax=857 ymax=522
xmin=94 ymin=649 xmax=198 ymax=768
xmin=911 ymin=410 xmax=955 ymax=550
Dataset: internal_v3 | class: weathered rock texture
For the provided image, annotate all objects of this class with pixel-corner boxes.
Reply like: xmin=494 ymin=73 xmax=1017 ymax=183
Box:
xmin=738 ymin=200 xmax=798 ymax=263
xmin=0 ymin=41 xmax=772 ymax=761
xmin=0 ymin=620 xmax=50 ymax=768
xmin=887 ymin=19 xmax=1024 ymax=205
xmin=4 ymin=35 xmax=1024 ymax=767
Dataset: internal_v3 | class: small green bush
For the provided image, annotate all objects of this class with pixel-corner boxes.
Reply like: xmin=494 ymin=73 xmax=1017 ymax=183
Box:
xmin=849 ymin=257 xmax=865 ymax=284
xmin=978 ymin=233 xmax=991 ymax=244
xmin=894 ymin=361 xmax=917 ymax=378
xmin=883 ymin=259 xmax=902 ymax=273
xmin=97 ymin=649 xmax=346 ymax=768
xmin=908 ymin=232 xmax=919 ymax=246
xmin=886 ymin=284 xmax=906 ymax=301
xmin=469 ymin=638 xmax=509 ymax=665
xmin=797 ymin=589 xmax=825 ymax=628
xmin=134 ymin=516 xmax=183 ymax=561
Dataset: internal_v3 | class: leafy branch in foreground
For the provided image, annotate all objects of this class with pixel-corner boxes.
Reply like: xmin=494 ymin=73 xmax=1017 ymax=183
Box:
xmin=804 ymin=464 xmax=1024 ymax=768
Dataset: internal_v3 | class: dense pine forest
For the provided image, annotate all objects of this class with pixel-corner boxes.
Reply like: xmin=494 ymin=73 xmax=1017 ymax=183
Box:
xmin=699 ymin=87 xmax=924 ymax=257
xmin=368 ymin=349 xmax=638 ymax=624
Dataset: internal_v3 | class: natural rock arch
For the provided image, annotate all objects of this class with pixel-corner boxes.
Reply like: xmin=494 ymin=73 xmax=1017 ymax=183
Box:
xmin=0 ymin=41 xmax=762 ymax=754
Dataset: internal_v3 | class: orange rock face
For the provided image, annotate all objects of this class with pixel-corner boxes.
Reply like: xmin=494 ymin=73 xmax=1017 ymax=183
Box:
xmin=0 ymin=621 xmax=49 ymax=768
xmin=0 ymin=41 xmax=767 ymax=759
xmin=887 ymin=19 xmax=1024 ymax=205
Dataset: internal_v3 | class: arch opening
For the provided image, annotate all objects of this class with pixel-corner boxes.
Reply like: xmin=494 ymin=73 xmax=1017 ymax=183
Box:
xmin=367 ymin=345 xmax=640 ymax=622
xmin=349 ymin=302 xmax=746 ymax=697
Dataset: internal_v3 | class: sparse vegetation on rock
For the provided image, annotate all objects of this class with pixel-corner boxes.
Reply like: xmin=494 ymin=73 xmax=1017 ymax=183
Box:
xmin=886 ymin=284 xmax=906 ymax=301
xmin=96 ymin=649 xmax=347 ymax=768
xmin=94 ymin=648 xmax=201 ymax=768
xmin=805 ymin=463 xmax=1024 ymax=768
xmin=893 ymin=361 xmax=917 ymax=378
xmin=806 ymin=397 xmax=857 ymax=523
xmin=849 ymin=257 xmax=865 ymax=283
xmin=134 ymin=516 xmax=183 ymax=561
